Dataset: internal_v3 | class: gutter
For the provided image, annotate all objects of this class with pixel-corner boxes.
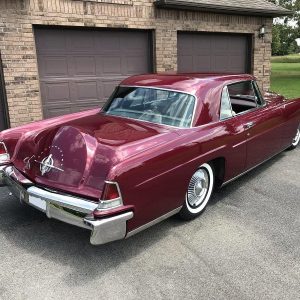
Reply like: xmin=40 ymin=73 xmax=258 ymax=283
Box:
xmin=154 ymin=0 xmax=293 ymax=17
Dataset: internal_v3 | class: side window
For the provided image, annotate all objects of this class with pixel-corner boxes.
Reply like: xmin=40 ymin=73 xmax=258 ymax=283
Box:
xmin=227 ymin=81 xmax=258 ymax=115
xmin=252 ymin=81 xmax=265 ymax=106
xmin=220 ymin=86 xmax=234 ymax=120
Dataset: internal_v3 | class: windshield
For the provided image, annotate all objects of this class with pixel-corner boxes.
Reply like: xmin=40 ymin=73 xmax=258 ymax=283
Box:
xmin=103 ymin=87 xmax=196 ymax=128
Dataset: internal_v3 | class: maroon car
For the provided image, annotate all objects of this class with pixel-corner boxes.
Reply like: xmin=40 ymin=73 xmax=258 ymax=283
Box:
xmin=0 ymin=73 xmax=299 ymax=245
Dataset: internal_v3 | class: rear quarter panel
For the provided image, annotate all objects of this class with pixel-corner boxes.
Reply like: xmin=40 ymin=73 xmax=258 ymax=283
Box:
xmin=281 ymin=98 xmax=300 ymax=147
xmin=110 ymin=121 xmax=246 ymax=232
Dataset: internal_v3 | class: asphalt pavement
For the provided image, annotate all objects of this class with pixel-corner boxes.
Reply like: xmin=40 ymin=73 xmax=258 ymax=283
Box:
xmin=0 ymin=147 xmax=299 ymax=300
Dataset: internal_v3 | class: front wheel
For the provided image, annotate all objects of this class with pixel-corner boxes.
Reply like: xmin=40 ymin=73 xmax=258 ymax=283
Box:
xmin=179 ymin=163 xmax=214 ymax=220
xmin=287 ymin=126 xmax=300 ymax=150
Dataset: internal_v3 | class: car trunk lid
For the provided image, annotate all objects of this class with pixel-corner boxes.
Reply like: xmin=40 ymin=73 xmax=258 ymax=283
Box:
xmin=12 ymin=113 xmax=175 ymax=200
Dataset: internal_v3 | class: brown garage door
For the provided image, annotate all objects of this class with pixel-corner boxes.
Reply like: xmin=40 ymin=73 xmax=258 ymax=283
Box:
xmin=35 ymin=28 xmax=152 ymax=118
xmin=178 ymin=32 xmax=251 ymax=73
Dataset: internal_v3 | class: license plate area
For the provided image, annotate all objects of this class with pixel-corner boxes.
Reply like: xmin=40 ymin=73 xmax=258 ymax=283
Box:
xmin=28 ymin=195 xmax=47 ymax=211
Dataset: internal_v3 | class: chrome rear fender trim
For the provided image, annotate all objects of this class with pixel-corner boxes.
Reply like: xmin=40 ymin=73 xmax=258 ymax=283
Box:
xmin=126 ymin=206 xmax=182 ymax=238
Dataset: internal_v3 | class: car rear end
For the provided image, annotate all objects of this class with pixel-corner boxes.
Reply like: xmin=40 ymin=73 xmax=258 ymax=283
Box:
xmin=0 ymin=138 xmax=134 ymax=245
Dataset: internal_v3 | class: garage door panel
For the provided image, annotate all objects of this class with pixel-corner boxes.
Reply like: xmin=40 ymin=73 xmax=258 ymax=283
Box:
xmin=230 ymin=37 xmax=247 ymax=51
xmin=35 ymin=28 xmax=151 ymax=119
xmin=73 ymin=81 xmax=99 ymax=102
xmin=73 ymin=56 xmax=97 ymax=76
xmin=194 ymin=35 xmax=211 ymax=50
xmin=103 ymin=57 xmax=122 ymax=74
xmin=212 ymin=56 xmax=229 ymax=72
xmin=196 ymin=56 xmax=212 ymax=72
xmin=42 ymin=82 xmax=70 ymax=103
xmin=229 ymin=56 xmax=245 ymax=70
xmin=178 ymin=55 xmax=194 ymax=72
xmin=126 ymin=56 xmax=149 ymax=74
xmin=212 ymin=37 xmax=229 ymax=50
xmin=178 ymin=32 xmax=250 ymax=74
xmin=124 ymin=32 xmax=149 ymax=51
xmin=178 ymin=35 xmax=193 ymax=54
xmin=95 ymin=33 xmax=121 ymax=52
xmin=102 ymin=81 xmax=120 ymax=99
xmin=36 ymin=30 xmax=67 ymax=54
xmin=67 ymin=31 xmax=95 ymax=52
xmin=40 ymin=56 xmax=69 ymax=77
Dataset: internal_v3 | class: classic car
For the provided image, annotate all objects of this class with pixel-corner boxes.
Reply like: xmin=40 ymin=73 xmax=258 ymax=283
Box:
xmin=0 ymin=73 xmax=299 ymax=245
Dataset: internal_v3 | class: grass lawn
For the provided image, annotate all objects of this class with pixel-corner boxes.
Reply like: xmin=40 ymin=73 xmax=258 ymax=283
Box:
xmin=270 ymin=54 xmax=300 ymax=99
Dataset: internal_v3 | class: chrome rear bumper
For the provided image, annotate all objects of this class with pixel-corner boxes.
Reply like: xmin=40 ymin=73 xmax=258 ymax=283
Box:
xmin=0 ymin=165 xmax=133 ymax=245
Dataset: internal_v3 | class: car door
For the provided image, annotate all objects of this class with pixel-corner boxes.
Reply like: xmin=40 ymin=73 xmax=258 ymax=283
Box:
xmin=228 ymin=81 xmax=284 ymax=170
xmin=219 ymin=86 xmax=247 ymax=178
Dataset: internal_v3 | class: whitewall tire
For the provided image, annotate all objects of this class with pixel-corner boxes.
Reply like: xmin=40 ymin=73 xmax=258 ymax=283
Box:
xmin=179 ymin=163 xmax=214 ymax=220
xmin=288 ymin=126 xmax=300 ymax=150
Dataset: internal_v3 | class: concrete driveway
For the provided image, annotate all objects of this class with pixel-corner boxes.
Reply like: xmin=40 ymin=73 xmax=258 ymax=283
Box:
xmin=0 ymin=147 xmax=299 ymax=300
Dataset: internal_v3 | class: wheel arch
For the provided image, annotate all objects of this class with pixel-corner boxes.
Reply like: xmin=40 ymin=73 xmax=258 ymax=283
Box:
xmin=208 ymin=157 xmax=226 ymax=188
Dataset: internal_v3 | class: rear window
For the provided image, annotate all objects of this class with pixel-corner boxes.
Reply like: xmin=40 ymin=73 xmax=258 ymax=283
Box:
xmin=103 ymin=87 xmax=196 ymax=128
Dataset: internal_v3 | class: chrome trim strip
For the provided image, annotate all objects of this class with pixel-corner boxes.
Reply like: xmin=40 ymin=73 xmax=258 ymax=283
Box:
xmin=222 ymin=148 xmax=285 ymax=187
xmin=27 ymin=186 xmax=98 ymax=214
xmin=126 ymin=206 xmax=182 ymax=238
xmin=232 ymin=140 xmax=247 ymax=149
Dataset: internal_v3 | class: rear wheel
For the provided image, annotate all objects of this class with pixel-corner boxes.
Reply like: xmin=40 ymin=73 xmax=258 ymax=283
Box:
xmin=287 ymin=126 xmax=300 ymax=150
xmin=179 ymin=163 xmax=214 ymax=220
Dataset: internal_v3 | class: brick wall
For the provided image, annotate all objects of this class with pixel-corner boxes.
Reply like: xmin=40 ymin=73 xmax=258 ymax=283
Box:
xmin=0 ymin=0 xmax=272 ymax=127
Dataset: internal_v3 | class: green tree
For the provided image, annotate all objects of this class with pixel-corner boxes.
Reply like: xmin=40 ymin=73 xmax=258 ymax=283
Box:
xmin=272 ymin=25 xmax=281 ymax=55
xmin=268 ymin=0 xmax=300 ymax=55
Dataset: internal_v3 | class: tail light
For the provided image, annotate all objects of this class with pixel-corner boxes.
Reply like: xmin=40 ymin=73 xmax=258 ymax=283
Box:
xmin=98 ymin=181 xmax=123 ymax=210
xmin=0 ymin=142 xmax=10 ymax=163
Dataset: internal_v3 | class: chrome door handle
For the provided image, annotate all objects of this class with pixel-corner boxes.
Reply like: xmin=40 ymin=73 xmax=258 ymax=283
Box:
xmin=244 ymin=122 xmax=255 ymax=129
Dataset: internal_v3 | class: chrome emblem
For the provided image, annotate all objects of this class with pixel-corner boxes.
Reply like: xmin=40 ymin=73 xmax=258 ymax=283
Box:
xmin=24 ymin=155 xmax=35 ymax=170
xmin=35 ymin=154 xmax=64 ymax=175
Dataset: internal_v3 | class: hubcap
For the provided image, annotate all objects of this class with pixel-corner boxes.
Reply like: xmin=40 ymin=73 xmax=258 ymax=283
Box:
xmin=187 ymin=169 xmax=209 ymax=208
xmin=292 ymin=128 xmax=300 ymax=146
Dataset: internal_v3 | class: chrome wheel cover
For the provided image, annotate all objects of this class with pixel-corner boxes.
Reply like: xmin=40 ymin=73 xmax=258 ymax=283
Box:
xmin=185 ymin=163 xmax=214 ymax=214
xmin=292 ymin=128 xmax=300 ymax=147
xmin=187 ymin=169 xmax=210 ymax=208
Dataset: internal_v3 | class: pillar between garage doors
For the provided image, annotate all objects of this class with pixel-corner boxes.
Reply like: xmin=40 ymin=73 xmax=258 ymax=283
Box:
xmin=155 ymin=28 xmax=178 ymax=73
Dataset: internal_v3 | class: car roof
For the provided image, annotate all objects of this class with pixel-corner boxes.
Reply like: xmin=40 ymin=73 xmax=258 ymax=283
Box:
xmin=120 ymin=73 xmax=255 ymax=95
